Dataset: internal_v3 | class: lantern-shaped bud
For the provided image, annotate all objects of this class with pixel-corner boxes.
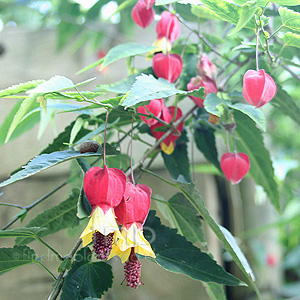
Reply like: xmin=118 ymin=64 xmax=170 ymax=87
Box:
xmin=131 ymin=0 xmax=155 ymax=28
xmin=150 ymin=106 xmax=183 ymax=155
xmin=220 ymin=152 xmax=250 ymax=184
xmin=80 ymin=166 xmax=127 ymax=260
xmin=197 ymin=54 xmax=216 ymax=79
xmin=152 ymin=53 xmax=182 ymax=83
xmin=242 ymin=69 xmax=277 ymax=108
xmin=137 ymin=98 xmax=164 ymax=126
xmin=187 ymin=75 xmax=218 ymax=108
xmin=156 ymin=11 xmax=180 ymax=42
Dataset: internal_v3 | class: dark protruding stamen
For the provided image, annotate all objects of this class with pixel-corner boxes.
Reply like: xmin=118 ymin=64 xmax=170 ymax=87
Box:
xmin=92 ymin=231 xmax=114 ymax=260
xmin=124 ymin=248 xmax=143 ymax=289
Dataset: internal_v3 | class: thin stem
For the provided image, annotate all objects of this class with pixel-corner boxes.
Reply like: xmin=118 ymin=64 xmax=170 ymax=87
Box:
xmin=268 ymin=24 xmax=284 ymax=40
xmin=274 ymin=45 xmax=286 ymax=63
xmin=36 ymin=261 xmax=57 ymax=280
xmin=151 ymin=196 xmax=168 ymax=204
xmin=140 ymin=168 xmax=177 ymax=187
xmin=35 ymin=236 xmax=63 ymax=261
xmin=130 ymin=114 xmax=135 ymax=185
xmin=0 ymin=202 xmax=24 ymax=209
xmin=103 ymin=109 xmax=110 ymax=166
xmin=281 ymin=64 xmax=300 ymax=83
xmin=255 ymin=18 xmax=260 ymax=71
xmin=226 ymin=132 xmax=230 ymax=153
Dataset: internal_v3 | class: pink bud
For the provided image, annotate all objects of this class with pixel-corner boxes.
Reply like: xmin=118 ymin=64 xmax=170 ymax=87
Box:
xmin=83 ymin=165 xmax=127 ymax=213
xmin=137 ymin=98 xmax=164 ymax=126
xmin=197 ymin=54 xmax=216 ymax=79
xmin=266 ymin=254 xmax=277 ymax=267
xmin=131 ymin=0 xmax=155 ymax=28
xmin=152 ymin=53 xmax=182 ymax=83
xmin=143 ymin=0 xmax=155 ymax=9
xmin=220 ymin=152 xmax=250 ymax=184
xmin=187 ymin=75 xmax=218 ymax=108
xmin=242 ymin=69 xmax=277 ymax=108
xmin=114 ymin=182 xmax=152 ymax=229
xmin=156 ymin=11 xmax=180 ymax=42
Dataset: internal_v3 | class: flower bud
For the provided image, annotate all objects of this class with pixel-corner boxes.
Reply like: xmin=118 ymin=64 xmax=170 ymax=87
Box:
xmin=156 ymin=11 xmax=180 ymax=42
xmin=137 ymin=98 xmax=164 ymax=126
xmin=131 ymin=0 xmax=155 ymax=28
xmin=197 ymin=54 xmax=216 ymax=79
xmin=220 ymin=152 xmax=250 ymax=184
xmin=242 ymin=69 xmax=276 ymax=108
xmin=187 ymin=75 xmax=218 ymax=108
xmin=152 ymin=53 xmax=182 ymax=83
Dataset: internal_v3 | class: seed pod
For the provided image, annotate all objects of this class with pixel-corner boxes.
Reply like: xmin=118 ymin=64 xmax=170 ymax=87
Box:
xmin=79 ymin=140 xmax=100 ymax=153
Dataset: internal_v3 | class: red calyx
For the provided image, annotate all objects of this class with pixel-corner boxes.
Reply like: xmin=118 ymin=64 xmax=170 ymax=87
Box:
xmin=242 ymin=69 xmax=277 ymax=108
xmin=220 ymin=152 xmax=250 ymax=184
xmin=131 ymin=0 xmax=155 ymax=28
xmin=197 ymin=54 xmax=216 ymax=79
xmin=152 ymin=53 xmax=182 ymax=83
xmin=137 ymin=98 xmax=164 ymax=126
xmin=143 ymin=0 xmax=155 ymax=9
xmin=156 ymin=11 xmax=180 ymax=42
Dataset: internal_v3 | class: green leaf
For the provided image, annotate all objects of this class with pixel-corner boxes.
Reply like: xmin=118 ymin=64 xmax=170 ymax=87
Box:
xmin=0 ymin=245 xmax=36 ymax=275
xmin=191 ymin=5 xmax=220 ymax=20
xmin=77 ymin=189 xmax=92 ymax=219
xmin=70 ymin=117 xmax=85 ymax=145
xmin=234 ymin=111 xmax=280 ymax=211
xmin=273 ymin=0 xmax=300 ymax=4
xmin=200 ymin=0 xmax=256 ymax=30
xmin=0 ymin=80 xmax=44 ymax=97
xmin=0 ymin=227 xmax=46 ymax=238
xmin=229 ymin=1 xmax=258 ymax=36
xmin=234 ymin=0 xmax=268 ymax=6
xmin=280 ymin=7 xmax=300 ymax=33
xmin=203 ymin=282 xmax=227 ymax=300
xmin=144 ymin=211 xmax=243 ymax=285
xmin=283 ymin=32 xmax=300 ymax=49
xmin=122 ymin=74 xmax=204 ymax=107
xmin=60 ymin=248 xmax=113 ymax=300
xmin=16 ymin=189 xmax=80 ymax=245
xmin=194 ymin=123 xmax=221 ymax=171
xmin=162 ymin=130 xmax=192 ymax=183
xmin=0 ymin=147 xmax=118 ymax=188
xmin=76 ymin=58 xmax=104 ymax=75
xmin=101 ymin=43 xmax=156 ymax=70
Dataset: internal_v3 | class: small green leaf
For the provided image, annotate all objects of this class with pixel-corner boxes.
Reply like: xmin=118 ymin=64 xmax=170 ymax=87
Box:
xmin=76 ymin=58 xmax=104 ymax=75
xmin=203 ymin=282 xmax=227 ymax=300
xmin=0 ymin=227 xmax=46 ymax=239
xmin=0 ymin=245 xmax=36 ymax=275
xmin=60 ymin=248 xmax=113 ymax=300
xmin=283 ymin=32 xmax=300 ymax=49
xmin=0 ymin=80 xmax=44 ymax=97
xmin=70 ymin=117 xmax=84 ymax=145
xmin=58 ymin=258 xmax=72 ymax=272
xmin=280 ymin=7 xmax=300 ymax=33
xmin=77 ymin=189 xmax=92 ymax=219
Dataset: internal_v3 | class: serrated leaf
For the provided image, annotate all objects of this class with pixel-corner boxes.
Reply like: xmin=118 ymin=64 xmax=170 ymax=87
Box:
xmin=162 ymin=130 xmax=191 ymax=183
xmin=144 ymin=211 xmax=243 ymax=285
xmin=280 ymin=7 xmax=300 ymax=33
xmin=283 ymin=32 xmax=300 ymax=49
xmin=16 ymin=190 xmax=80 ymax=245
xmin=272 ymin=0 xmax=300 ymax=4
xmin=0 ymin=80 xmax=44 ymax=97
xmin=60 ymin=248 xmax=113 ymax=300
xmin=0 ymin=147 xmax=118 ymax=188
xmin=191 ymin=5 xmax=220 ymax=20
xmin=0 ymin=227 xmax=46 ymax=238
xmin=101 ymin=43 xmax=156 ymax=70
xmin=122 ymin=74 xmax=204 ymax=107
xmin=0 ymin=245 xmax=36 ymax=275
xmin=234 ymin=111 xmax=280 ymax=211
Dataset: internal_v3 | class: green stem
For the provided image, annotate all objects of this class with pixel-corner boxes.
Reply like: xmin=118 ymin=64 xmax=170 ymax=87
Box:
xmin=35 ymin=236 xmax=63 ymax=261
xmin=140 ymin=168 xmax=177 ymax=187
xmin=36 ymin=261 xmax=57 ymax=280
xmin=0 ymin=202 xmax=24 ymax=209
xmin=268 ymin=24 xmax=284 ymax=40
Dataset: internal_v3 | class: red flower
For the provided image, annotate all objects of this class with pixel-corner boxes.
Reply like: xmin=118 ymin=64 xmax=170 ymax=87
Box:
xmin=143 ymin=0 xmax=155 ymax=9
xmin=152 ymin=53 xmax=182 ymax=83
xmin=197 ymin=54 xmax=216 ymax=79
xmin=131 ymin=0 xmax=155 ymax=28
xmin=137 ymin=98 xmax=164 ymax=126
xmin=220 ymin=152 xmax=250 ymax=184
xmin=242 ymin=69 xmax=277 ymax=108
xmin=150 ymin=106 xmax=183 ymax=155
xmin=187 ymin=75 xmax=218 ymax=108
xmin=156 ymin=11 xmax=180 ymax=42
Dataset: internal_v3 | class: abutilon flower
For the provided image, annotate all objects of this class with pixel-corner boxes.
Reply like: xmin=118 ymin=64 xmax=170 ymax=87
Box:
xmin=150 ymin=106 xmax=183 ymax=155
xmin=187 ymin=75 xmax=218 ymax=108
xmin=152 ymin=53 xmax=182 ymax=83
xmin=242 ymin=69 xmax=277 ymax=108
xmin=80 ymin=165 xmax=127 ymax=260
xmin=220 ymin=152 xmax=250 ymax=184
xmin=137 ymin=98 xmax=164 ymax=126
xmin=131 ymin=0 xmax=155 ymax=28
xmin=197 ymin=54 xmax=216 ymax=79
xmin=109 ymin=182 xmax=155 ymax=288
xmin=156 ymin=11 xmax=180 ymax=42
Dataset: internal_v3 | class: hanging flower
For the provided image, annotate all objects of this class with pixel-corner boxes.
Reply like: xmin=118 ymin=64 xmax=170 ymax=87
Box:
xmin=150 ymin=106 xmax=183 ymax=155
xmin=197 ymin=54 xmax=216 ymax=79
xmin=109 ymin=182 xmax=155 ymax=288
xmin=80 ymin=165 xmax=127 ymax=260
xmin=137 ymin=98 xmax=164 ymax=126
xmin=156 ymin=11 xmax=180 ymax=42
xmin=242 ymin=69 xmax=277 ymax=108
xmin=131 ymin=0 xmax=155 ymax=28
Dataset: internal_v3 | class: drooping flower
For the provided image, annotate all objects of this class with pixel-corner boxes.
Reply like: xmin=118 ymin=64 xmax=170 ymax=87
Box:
xmin=197 ymin=54 xmax=216 ymax=79
xmin=150 ymin=106 xmax=183 ymax=155
xmin=152 ymin=53 xmax=182 ymax=83
xmin=187 ymin=75 xmax=218 ymax=108
xmin=109 ymin=182 xmax=155 ymax=288
xmin=80 ymin=165 xmax=127 ymax=260
xmin=242 ymin=69 xmax=277 ymax=108
xmin=137 ymin=98 xmax=164 ymax=126
xmin=131 ymin=0 xmax=155 ymax=28
xmin=156 ymin=11 xmax=180 ymax=42
xmin=220 ymin=152 xmax=250 ymax=184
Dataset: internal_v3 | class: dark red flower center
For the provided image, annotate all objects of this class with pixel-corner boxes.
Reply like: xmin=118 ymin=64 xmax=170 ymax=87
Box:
xmin=92 ymin=231 xmax=114 ymax=260
xmin=123 ymin=249 xmax=143 ymax=289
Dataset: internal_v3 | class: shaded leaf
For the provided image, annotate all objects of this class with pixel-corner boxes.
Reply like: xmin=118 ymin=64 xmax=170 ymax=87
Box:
xmin=0 ymin=227 xmax=46 ymax=239
xmin=280 ymin=7 xmax=300 ymax=33
xmin=0 ymin=80 xmax=44 ymax=97
xmin=203 ymin=282 xmax=227 ymax=300
xmin=282 ymin=32 xmax=300 ymax=49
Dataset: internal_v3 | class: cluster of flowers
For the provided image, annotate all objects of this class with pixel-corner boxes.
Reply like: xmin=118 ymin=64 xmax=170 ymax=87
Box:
xmin=80 ymin=165 xmax=155 ymax=289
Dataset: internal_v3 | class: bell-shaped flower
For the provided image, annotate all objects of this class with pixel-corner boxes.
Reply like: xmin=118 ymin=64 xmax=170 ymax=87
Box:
xmin=220 ymin=152 xmax=250 ymax=184
xmin=152 ymin=53 xmax=182 ymax=83
xmin=187 ymin=75 xmax=218 ymax=108
xmin=242 ymin=69 xmax=277 ymax=108
xmin=197 ymin=54 xmax=216 ymax=79
xmin=131 ymin=0 xmax=155 ymax=28
xmin=80 ymin=165 xmax=127 ymax=260
xmin=150 ymin=106 xmax=183 ymax=155
xmin=156 ymin=11 xmax=180 ymax=42
xmin=137 ymin=98 xmax=164 ymax=126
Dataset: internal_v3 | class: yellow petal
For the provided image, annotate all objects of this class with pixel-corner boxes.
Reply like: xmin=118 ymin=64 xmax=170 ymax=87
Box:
xmin=108 ymin=244 xmax=131 ymax=263
xmin=161 ymin=141 xmax=174 ymax=155
xmin=153 ymin=38 xmax=172 ymax=54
